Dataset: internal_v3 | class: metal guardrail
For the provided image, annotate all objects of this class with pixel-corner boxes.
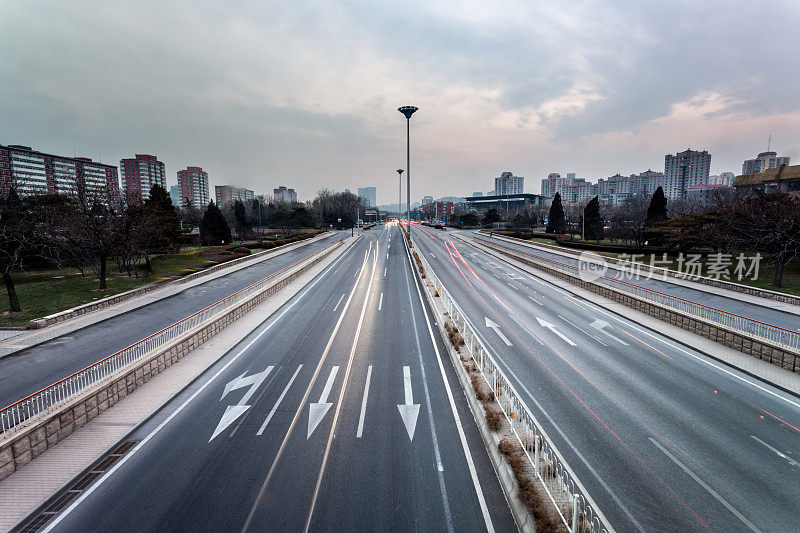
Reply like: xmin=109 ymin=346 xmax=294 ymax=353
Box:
xmin=0 ymin=240 xmax=342 ymax=434
xmin=416 ymin=249 xmax=610 ymax=533
xmin=474 ymin=236 xmax=800 ymax=356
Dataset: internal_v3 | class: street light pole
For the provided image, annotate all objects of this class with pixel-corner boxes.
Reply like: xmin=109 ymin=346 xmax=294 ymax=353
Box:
xmin=398 ymin=105 xmax=418 ymax=241
xmin=396 ymin=169 xmax=404 ymax=223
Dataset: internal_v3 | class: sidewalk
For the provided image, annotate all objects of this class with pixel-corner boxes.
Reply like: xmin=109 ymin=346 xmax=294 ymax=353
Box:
xmin=478 ymin=232 xmax=800 ymax=318
xmin=0 ymin=233 xmax=334 ymax=359
xmin=0 ymin=236 xmax=354 ymax=532
xmin=464 ymin=235 xmax=800 ymax=397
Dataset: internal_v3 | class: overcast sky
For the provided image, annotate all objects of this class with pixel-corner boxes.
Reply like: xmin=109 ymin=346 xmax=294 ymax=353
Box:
xmin=2 ymin=0 xmax=799 ymax=204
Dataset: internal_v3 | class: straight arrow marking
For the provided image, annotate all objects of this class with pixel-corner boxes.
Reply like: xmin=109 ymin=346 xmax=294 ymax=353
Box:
xmin=485 ymin=317 xmax=513 ymax=346
xmin=308 ymin=366 xmax=339 ymax=439
xmin=397 ymin=366 xmax=420 ymax=441
xmin=536 ymin=317 xmax=577 ymax=346
xmin=590 ymin=319 xmax=629 ymax=345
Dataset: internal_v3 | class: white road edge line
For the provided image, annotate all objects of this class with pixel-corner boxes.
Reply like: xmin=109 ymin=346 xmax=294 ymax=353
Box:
xmin=405 ymin=239 xmax=494 ymax=533
xmin=258 ymin=365 xmax=303 ymax=435
xmin=45 ymin=237 xmax=360 ymax=532
xmin=649 ymin=437 xmax=762 ymax=533
xmin=356 ymin=366 xmax=373 ymax=438
xmin=750 ymin=435 xmax=800 ymax=467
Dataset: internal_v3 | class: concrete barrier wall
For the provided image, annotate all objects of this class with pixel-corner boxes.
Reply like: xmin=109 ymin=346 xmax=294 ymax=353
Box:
xmin=477 ymin=238 xmax=799 ymax=374
xmin=0 ymin=240 xmax=341 ymax=482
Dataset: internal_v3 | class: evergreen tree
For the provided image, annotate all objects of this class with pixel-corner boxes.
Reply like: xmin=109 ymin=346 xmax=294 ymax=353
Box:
xmin=483 ymin=208 xmax=502 ymax=226
xmin=546 ymin=192 xmax=567 ymax=234
xmin=233 ymin=200 xmax=252 ymax=238
xmin=200 ymin=201 xmax=232 ymax=245
xmin=144 ymin=184 xmax=181 ymax=251
xmin=583 ymin=196 xmax=604 ymax=240
xmin=644 ymin=186 xmax=669 ymax=245
xmin=644 ymin=186 xmax=668 ymax=227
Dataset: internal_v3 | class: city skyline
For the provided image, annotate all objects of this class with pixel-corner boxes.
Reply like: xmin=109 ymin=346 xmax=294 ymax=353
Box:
xmin=3 ymin=1 xmax=798 ymax=205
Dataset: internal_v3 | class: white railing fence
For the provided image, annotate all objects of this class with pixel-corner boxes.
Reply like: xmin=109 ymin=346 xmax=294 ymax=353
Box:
xmin=1 ymin=240 xmax=342 ymax=434
xmin=416 ymin=249 xmax=610 ymax=533
xmin=474 ymin=236 xmax=800 ymax=359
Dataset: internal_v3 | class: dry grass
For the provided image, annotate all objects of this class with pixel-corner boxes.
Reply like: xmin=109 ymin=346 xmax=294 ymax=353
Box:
xmin=498 ymin=438 xmax=561 ymax=533
xmin=443 ymin=321 xmax=465 ymax=352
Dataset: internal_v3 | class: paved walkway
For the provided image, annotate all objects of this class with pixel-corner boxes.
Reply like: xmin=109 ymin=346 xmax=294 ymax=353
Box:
xmin=0 ymin=238 xmax=353 ymax=532
xmin=0 ymin=233 xmax=334 ymax=359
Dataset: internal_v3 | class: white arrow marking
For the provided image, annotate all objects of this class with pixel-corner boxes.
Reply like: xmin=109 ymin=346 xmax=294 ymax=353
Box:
xmin=210 ymin=366 xmax=273 ymax=442
xmin=590 ymin=319 xmax=629 ymax=345
xmin=536 ymin=317 xmax=577 ymax=346
xmin=485 ymin=317 xmax=513 ymax=346
xmin=397 ymin=366 xmax=420 ymax=441
xmin=308 ymin=366 xmax=339 ymax=439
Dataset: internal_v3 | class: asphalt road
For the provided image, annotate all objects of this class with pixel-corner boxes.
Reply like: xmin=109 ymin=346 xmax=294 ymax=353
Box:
xmin=0 ymin=233 xmax=342 ymax=409
xmin=410 ymin=223 xmax=800 ymax=533
xmin=41 ymin=223 xmax=514 ymax=532
xmin=474 ymin=231 xmax=800 ymax=332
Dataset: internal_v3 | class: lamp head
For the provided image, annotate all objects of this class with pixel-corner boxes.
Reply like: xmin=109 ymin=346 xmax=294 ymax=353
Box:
xmin=397 ymin=105 xmax=418 ymax=120
xmin=396 ymin=169 xmax=404 ymax=175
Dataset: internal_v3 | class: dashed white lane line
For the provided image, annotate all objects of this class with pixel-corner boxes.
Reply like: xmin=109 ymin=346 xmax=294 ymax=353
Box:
xmin=378 ymin=292 xmax=384 ymax=311
xmin=332 ymin=293 xmax=345 ymax=312
xmin=751 ymin=435 xmax=799 ymax=467
xmin=356 ymin=366 xmax=372 ymax=438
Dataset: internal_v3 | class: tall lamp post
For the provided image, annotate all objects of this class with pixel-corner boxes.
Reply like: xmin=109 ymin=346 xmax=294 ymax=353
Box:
xmin=396 ymin=169 xmax=404 ymax=223
xmin=398 ymin=105 xmax=418 ymax=240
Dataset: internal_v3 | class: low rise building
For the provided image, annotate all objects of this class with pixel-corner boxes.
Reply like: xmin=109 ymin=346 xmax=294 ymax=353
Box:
xmin=733 ymin=164 xmax=800 ymax=196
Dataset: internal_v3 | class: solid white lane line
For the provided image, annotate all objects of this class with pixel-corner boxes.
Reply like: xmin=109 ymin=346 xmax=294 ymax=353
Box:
xmin=356 ymin=366 xmax=372 ymax=438
xmin=304 ymin=244 xmax=378 ymax=532
xmin=649 ymin=437 xmax=762 ymax=533
xmin=258 ymin=365 xmax=303 ymax=435
xmin=47 ymin=238 xmax=361 ymax=533
xmin=404 ymin=240 xmax=493 ymax=533
xmin=378 ymin=292 xmax=384 ymax=311
xmin=557 ymin=315 xmax=608 ymax=346
xmin=332 ymin=293 xmax=345 ymax=312
xmin=751 ymin=435 xmax=800 ymax=467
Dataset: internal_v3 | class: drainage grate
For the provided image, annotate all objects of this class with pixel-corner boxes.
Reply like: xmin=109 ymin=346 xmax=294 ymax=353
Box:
xmin=16 ymin=440 xmax=139 ymax=532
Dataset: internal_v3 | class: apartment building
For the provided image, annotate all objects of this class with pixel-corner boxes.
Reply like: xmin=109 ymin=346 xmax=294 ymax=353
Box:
xmin=120 ymin=154 xmax=166 ymax=205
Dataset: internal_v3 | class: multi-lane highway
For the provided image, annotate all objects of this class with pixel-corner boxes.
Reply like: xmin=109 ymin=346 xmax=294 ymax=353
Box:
xmin=411 ymin=223 xmax=800 ymax=533
xmin=0 ymin=233 xmax=343 ymax=409
xmin=39 ymin=223 xmax=514 ymax=532
xmin=476 ymin=232 xmax=799 ymax=331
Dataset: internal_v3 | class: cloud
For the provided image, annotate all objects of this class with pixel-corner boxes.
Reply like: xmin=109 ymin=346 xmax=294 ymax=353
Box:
xmin=1 ymin=0 xmax=799 ymax=202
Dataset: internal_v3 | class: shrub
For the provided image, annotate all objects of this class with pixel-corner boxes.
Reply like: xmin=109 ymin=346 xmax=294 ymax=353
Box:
xmin=218 ymin=250 xmax=234 ymax=256
xmin=232 ymin=247 xmax=251 ymax=254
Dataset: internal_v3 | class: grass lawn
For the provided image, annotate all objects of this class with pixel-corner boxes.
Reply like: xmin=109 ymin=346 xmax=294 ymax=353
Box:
xmin=0 ymin=251 xmax=219 ymax=328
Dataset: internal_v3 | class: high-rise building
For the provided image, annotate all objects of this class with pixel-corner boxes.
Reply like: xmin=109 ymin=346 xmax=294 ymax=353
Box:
xmin=472 ymin=192 xmax=483 ymax=197
xmin=273 ymin=186 xmax=297 ymax=203
xmin=541 ymin=172 xmax=569 ymax=197
xmin=169 ymin=185 xmax=182 ymax=207
xmin=120 ymin=154 xmax=166 ymax=205
xmin=0 ymin=144 xmax=120 ymax=207
xmin=358 ymin=186 xmax=377 ymax=208
xmin=421 ymin=195 xmax=433 ymax=205
xmin=714 ymin=172 xmax=735 ymax=187
xmin=215 ymin=185 xmax=254 ymax=207
xmin=177 ymin=166 xmax=210 ymax=210
xmin=742 ymin=151 xmax=790 ymax=175
xmin=494 ymin=171 xmax=524 ymax=196
xmin=664 ymin=149 xmax=711 ymax=199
